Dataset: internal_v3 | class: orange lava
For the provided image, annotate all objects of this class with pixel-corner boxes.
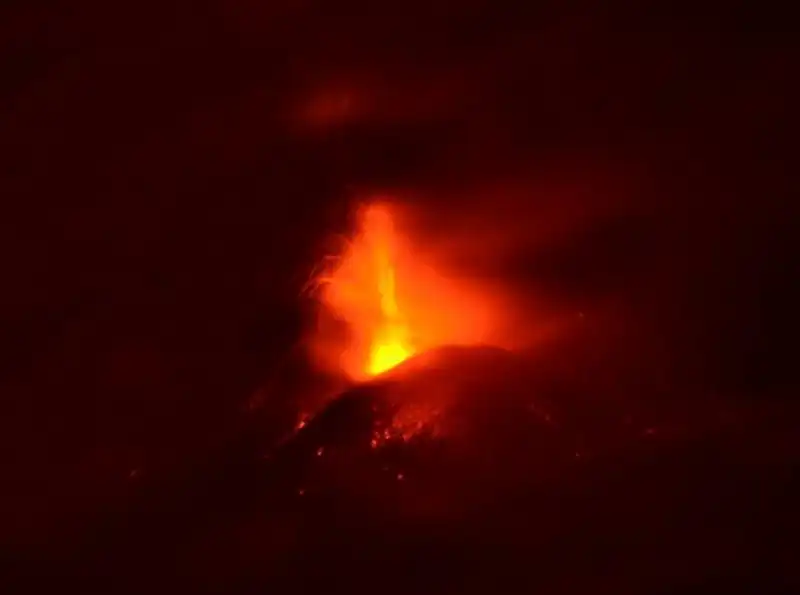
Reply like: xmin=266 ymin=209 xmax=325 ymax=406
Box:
xmin=362 ymin=206 xmax=415 ymax=375
xmin=310 ymin=201 xmax=500 ymax=381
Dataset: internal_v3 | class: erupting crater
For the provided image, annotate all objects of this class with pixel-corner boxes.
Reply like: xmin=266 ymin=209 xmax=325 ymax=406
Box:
xmin=302 ymin=199 xmax=518 ymax=441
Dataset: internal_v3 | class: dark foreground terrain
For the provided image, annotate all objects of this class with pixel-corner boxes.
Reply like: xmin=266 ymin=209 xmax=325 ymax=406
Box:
xmin=7 ymin=344 xmax=799 ymax=594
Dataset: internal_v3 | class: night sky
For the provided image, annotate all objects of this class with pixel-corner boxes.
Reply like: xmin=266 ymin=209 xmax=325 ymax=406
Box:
xmin=1 ymin=2 xmax=797 ymax=592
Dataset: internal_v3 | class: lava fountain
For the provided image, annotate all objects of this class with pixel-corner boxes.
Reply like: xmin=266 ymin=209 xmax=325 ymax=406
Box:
xmin=357 ymin=206 xmax=415 ymax=376
xmin=309 ymin=200 xmax=506 ymax=382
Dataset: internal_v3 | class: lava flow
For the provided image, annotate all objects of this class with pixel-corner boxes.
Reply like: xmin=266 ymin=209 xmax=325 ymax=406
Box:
xmin=310 ymin=200 xmax=501 ymax=382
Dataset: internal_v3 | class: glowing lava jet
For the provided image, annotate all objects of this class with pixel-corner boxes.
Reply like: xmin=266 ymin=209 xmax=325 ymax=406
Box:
xmin=314 ymin=203 xmax=416 ymax=380
xmin=311 ymin=200 xmax=501 ymax=382
xmin=359 ymin=206 xmax=415 ymax=376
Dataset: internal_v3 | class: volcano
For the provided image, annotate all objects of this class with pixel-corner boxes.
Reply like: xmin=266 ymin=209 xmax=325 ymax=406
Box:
xmin=5 ymin=6 xmax=797 ymax=592
xmin=48 ymin=201 xmax=793 ymax=594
